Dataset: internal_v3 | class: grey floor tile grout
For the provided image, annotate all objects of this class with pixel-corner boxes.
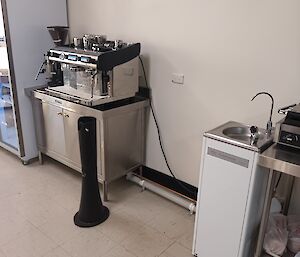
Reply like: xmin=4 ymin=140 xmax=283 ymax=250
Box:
xmin=0 ymin=147 xmax=194 ymax=257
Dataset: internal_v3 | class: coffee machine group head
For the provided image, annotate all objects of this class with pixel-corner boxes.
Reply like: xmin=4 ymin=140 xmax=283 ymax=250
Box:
xmin=44 ymin=55 xmax=64 ymax=87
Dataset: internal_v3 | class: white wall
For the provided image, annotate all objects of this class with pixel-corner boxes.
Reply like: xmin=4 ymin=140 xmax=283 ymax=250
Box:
xmin=68 ymin=0 xmax=300 ymax=187
xmin=0 ymin=2 xmax=4 ymax=37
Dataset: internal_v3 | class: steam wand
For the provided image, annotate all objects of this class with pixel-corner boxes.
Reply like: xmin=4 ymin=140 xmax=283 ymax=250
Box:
xmin=91 ymin=71 xmax=99 ymax=99
xmin=35 ymin=57 xmax=47 ymax=81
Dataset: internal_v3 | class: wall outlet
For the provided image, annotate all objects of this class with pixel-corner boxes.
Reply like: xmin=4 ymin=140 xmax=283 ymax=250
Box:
xmin=171 ymin=73 xmax=184 ymax=85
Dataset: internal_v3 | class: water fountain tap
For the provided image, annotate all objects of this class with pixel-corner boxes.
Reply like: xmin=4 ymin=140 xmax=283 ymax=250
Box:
xmin=251 ymin=92 xmax=274 ymax=135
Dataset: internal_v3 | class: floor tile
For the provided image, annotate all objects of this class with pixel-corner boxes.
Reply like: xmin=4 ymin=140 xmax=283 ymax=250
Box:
xmin=1 ymin=226 xmax=57 ymax=257
xmin=42 ymin=246 xmax=71 ymax=257
xmin=0 ymin=177 xmax=34 ymax=198
xmin=159 ymin=242 xmax=193 ymax=257
xmin=38 ymin=208 xmax=81 ymax=245
xmin=0 ymin=249 xmax=6 ymax=257
xmin=0 ymin=214 xmax=35 ymax=246
xmin=146 ymin=208 xmax=194 ymax=240
xmin=104 ymin=245 xmax=137 ymax=257
xmin=0 ymin=195 xmax=24 ymax=221
xmin=0 ymin=148 xmax=195 ymax=257
xmin=13 ymin=192 xmax=70 ymax=227
xmin=121 ymin=225 xmax=173 ymax=257
xmin=61 ymin=229 xmax=116 ymax=257
xmin=49 ymin=192 xmax=80 ymax=213
xmin=102 ymin=179 xmax=141 ymax=213
xmin=176 ymin=214 xmax=195 ymax=250
xmin=117 ymin=189 xmax=185 ymax=224
xmin=96 ymin=209 xmax=145 ymax=244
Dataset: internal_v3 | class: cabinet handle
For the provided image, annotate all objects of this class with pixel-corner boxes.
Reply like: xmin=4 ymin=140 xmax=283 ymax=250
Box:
xmin=64 ymin=114 xmax=69 ymax=118
xmin=57 ymin=112 xmax=63 ymax=116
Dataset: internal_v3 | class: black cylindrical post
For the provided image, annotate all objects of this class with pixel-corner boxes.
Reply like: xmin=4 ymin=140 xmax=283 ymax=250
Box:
xmin=74 ymin=116 xmax=109 ymax=227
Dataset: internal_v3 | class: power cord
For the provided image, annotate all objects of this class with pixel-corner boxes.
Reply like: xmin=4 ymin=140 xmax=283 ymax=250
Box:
xmin=138 ymin=56 xmax=197 ymax=198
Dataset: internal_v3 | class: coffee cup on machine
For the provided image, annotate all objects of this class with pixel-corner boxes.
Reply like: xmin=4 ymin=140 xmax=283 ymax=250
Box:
xmin=95 ymin=35 xmax=107 ymax=44
xmin=83 ymin=34 xmax=96 ymax=50
xmin=73 ymin=37 xmax=83 ymax=49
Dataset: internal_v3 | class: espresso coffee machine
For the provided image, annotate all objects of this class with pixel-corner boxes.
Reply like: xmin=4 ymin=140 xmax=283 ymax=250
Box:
xmin=31 ymin=31 xmax=148 ymax=201
xmin=39 ymin=32 xmax=140 ymax=106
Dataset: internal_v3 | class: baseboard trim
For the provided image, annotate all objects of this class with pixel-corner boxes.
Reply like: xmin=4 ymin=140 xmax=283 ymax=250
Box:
xmin=135 ymin=166 xmax=198 ymax=201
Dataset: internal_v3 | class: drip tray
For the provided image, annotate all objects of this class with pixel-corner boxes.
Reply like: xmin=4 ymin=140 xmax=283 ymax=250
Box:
xmin=45 ymin=86 xmax=109 ymax=106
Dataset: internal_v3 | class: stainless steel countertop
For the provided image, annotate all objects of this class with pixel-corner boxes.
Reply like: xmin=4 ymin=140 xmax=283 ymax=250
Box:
xmin=258 ymin=143 xmax=300 ymax=178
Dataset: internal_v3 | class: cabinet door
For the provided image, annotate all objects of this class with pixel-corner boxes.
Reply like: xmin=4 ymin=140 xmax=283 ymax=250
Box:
xmin=42 ymin=102 xmax=65 ymax=156
xmin=63 ymin=109 xmax=81 ymax=169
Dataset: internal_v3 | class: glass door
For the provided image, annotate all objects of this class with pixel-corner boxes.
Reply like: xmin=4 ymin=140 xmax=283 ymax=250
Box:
xmin=0 ymin=1 xmax=19 ymax=152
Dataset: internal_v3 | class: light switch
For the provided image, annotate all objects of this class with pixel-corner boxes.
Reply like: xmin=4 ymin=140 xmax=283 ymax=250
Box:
xmin=171 ymin=73 xmax=184 ymax=85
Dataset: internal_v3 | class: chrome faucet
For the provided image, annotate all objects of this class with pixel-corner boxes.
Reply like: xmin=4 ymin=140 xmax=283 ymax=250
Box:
xmin=250 ymin=125 xmax=259 ymax=145
xmin=251 ymin=92 xmax=274 ymax=135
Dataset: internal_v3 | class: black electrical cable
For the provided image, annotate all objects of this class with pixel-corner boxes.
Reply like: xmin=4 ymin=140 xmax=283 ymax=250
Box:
xmin=138 ymin=56 xmax=197 ymax=198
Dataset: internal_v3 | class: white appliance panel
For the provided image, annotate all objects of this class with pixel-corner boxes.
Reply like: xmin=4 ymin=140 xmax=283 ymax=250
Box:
xmin=5 ymin=0 xmax=68 ymax=160
xmin=193 ymin=137 xmax=256 ymax=257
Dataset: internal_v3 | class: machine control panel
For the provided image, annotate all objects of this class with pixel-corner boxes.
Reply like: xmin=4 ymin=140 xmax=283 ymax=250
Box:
xmin=80 ymin=56 xmax=91 ymax=63
xmin=279 ymin=131 xmax=300 ymax=148
xmin=48 ymin=48 xmax=98 ymax=69
xmin=59 ymin=53 xmax=65 ymax=60
xmin=68 ymin=55 xmax=78 ymax=61
xmin=48 ymin=42 xmax=140 ymax=71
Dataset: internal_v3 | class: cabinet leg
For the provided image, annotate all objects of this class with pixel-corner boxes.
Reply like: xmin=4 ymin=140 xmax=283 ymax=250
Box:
xmin=139 ymin=165 xmax=143 ymax=176
xmin=282 ymin=175 xmax=295 ymax=215
xmin=38 ymin=151 xmax=43 ymax=165
xmin=254 ymin=169 xmax=277 ymax=257
xmin=103 ymin=181 xmax=108 ymax=202
xmin=21 ymin=160 xmax=29 ymax=165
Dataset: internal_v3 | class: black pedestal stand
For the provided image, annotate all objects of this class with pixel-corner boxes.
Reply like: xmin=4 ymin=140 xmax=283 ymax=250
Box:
xmin=74 ymin=117 xmax=109 ymax=227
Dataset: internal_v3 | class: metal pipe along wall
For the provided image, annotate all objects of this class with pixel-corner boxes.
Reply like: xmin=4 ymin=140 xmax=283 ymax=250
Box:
xmin=126 ymin=172 xmax=196 ymax=214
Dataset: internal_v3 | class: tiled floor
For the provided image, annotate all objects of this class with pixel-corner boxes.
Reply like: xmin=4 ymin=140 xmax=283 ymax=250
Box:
xmin=0 ymin=148 xmax=195 ymax=257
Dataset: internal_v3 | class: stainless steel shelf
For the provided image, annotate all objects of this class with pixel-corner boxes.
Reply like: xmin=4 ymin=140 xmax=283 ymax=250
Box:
xmin=204 ymin=121 xmax=273 ymax=152
xmin=257 ymin=144 xmax=300 ymax=257
xmin=258 ymin=144 xmax=300 ymax=178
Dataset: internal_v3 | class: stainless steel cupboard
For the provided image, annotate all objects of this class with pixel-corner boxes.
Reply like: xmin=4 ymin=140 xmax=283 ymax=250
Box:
xmin=32 ymin=89 xmax=148 ymax=200
xmin=41 ymin=102 xmax=81 ymax=169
